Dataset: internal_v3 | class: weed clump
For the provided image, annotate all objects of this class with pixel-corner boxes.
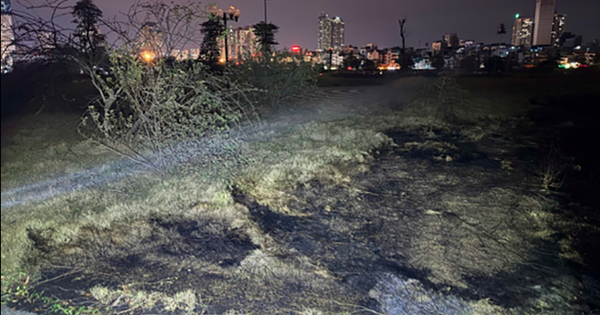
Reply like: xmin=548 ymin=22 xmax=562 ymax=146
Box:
xmin=232 ymin=53 xmax=318 ymax=109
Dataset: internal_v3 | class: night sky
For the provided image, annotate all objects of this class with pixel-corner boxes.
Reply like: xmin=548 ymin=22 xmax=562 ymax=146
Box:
xmin=13 ymin=0 xmax=600 ymax=50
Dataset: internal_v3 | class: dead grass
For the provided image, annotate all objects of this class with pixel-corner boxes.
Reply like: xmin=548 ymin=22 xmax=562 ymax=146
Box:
xmin=1 ymin=76 xmax=591 ymax=314
xmin=236 ymin=120 xmax=392 ymax=210
xmin=1 ymin=106 xmax=393 ymax=313
xmin=533 ymin=147 xmax=572 ymax=190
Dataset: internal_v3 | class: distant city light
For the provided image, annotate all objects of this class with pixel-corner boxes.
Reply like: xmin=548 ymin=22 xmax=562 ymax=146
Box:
xmin=291 ymin=45 xmax=300 ymax=52
xmin=515 ymin=13 xmax=520 ymax=19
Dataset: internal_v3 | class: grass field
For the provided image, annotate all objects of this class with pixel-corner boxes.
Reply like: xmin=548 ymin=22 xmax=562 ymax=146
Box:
xmin=2 ymin=70 xmax=599 ymax=314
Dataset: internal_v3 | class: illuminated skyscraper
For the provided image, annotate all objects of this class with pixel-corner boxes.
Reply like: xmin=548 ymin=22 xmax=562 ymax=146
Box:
xmin=512 ymin=15 xmax=534 ymax=46
xmin=1 ymin=0 xmax=15 ymax=64
xmin=218 ymin=25 xmax=258 ymax=61
xmin=317 ymin=12 xmax=344 ymax=52
xmin=533 ymin=0 xmax=556 ymax=46
xmin=551 ymin=13 xmax=566 ymax=48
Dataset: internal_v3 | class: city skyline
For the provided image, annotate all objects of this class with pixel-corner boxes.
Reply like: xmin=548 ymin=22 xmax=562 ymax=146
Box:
xmin=7 ymin=0 xmax=600 ymax=51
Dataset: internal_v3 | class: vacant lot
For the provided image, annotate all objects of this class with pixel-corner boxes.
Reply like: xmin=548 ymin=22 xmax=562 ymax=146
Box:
xmin=2 ymin=70 xmax=599 ymax=315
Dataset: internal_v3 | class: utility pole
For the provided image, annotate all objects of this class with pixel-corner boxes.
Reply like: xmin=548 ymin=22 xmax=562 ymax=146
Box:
xmin=263 ymin=0 xmax=268 ymax=23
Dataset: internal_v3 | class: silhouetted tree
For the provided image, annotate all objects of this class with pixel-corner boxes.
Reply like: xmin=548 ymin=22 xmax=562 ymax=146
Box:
xmin=397 ymin=18 xmax=413 ymax=70
xmin=485 ymin=56 xmax=505 ymax=73
xmin=497 ymin=23 xmax=507 ymax=36
xmin=253 ymin=22 xmax=279 ymax=56
xmin=495 ymin=23 xmax=507 ymax=72
xmin=459 ymin=56 xmax=476 ymax=74
xmin=72 ymin=0 xmax=105 ymax=63
xmin=200 ymin=15 xmax=225 ymax=66
xmin=363 ymin=59 xmax=376 ymax=71
xmin=343 ymin=52 xmax=360 ymax=69
xmin=432 ymin=55 xmax=445 ymax=70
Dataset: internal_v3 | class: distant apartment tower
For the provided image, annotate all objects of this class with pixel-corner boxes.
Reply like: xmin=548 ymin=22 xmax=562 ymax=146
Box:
xmin=139 ymin=22 xmax=163 ymax=55
xmin=218 ymin=25 xmax=258 ymax=61
xmin=551 ymin=13 xmax=566 ymax=48
xmin=317 ymin=12 xmax=345 ymax=51
xmin=443 ymin=33 xmax=459 ymax=49
xmin=1 ymin=0 xmax=15 ymax=63
xmin=533 ymin=0 xmax=556 ymax=46
xmin=512 ymin=16 xmax=534 ymax=46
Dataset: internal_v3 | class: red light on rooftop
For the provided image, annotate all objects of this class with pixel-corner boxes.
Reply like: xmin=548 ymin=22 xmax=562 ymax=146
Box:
xmin=291 ymin=45 xmax=300 ymax=52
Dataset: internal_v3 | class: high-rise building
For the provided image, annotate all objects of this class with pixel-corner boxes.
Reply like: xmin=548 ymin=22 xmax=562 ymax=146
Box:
xmin=512 ymin=15 xmax=534 ymax=46
xmin=551 ymin=13 xmax=566 ymax=48
xmin=218 ymin=25 xmax=258 ymax=61
xmin=1 ymin=0 xmax=15 ymax=64
xmin=533 ymin=0 xmax=556 ymax=46
xmin=317 ymin=12 xmax=344 ymax=52
xmin=139 ymin=22 xmax=163 ymax=56
xmin=443 ymin=33 xmax=459 ymax=49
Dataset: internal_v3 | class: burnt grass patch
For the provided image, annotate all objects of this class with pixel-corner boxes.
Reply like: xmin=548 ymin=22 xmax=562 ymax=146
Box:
xmin=235 ymin=118 xmax=598 ymax=314
xmin=21 ymin=216 xmax=263 ymax=314
xmin=149 ymin=217 xmax=258 ymax=267
xmin=527 ymin=92 xmax=600 ymax=311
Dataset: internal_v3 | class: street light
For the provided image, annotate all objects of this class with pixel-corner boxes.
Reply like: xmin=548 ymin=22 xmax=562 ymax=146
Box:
xmin=208 ymin=5 xmax=241 ymax=71
xmin=141 ymin=51 xmax=156 ymax=64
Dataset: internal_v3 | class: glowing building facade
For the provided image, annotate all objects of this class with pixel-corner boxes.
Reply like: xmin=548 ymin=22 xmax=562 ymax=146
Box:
xmin=317 ymin=12 xmax=344 ymax=52
xmin=218 ymin=25 xmax=257 ymax=61
xmin=512 ymin=16 xmax=534 ymax=46
xmin=551 ymin=13 xmax=566 ymax=48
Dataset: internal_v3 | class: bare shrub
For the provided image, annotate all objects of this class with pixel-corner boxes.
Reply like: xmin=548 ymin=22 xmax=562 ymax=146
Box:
xmin=231 ymin=53 xmax=318 ymax=109
xmin=76 ymin=1 xmax=258 ymax=171
xmin=411 ymin=71 xmax=471 ymax=127
xmin=534 ymin=147 xmax=571 ymax=190
xmin=80 ymin=57 xmax=256 ymax=171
